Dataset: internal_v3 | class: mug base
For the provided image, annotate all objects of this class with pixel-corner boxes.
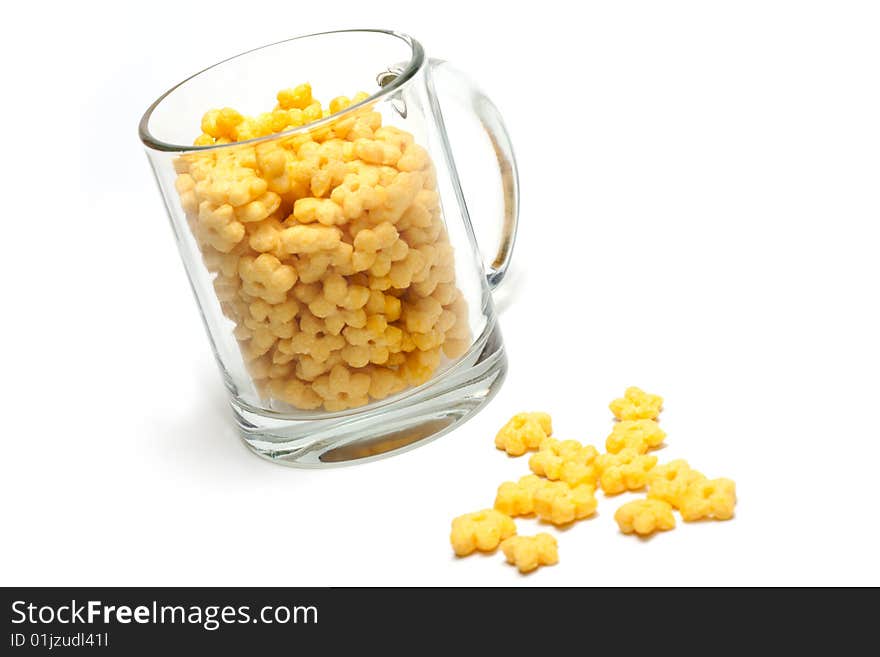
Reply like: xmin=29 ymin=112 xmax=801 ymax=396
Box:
xmin=231 ymin=322 xmax=506 ymax=467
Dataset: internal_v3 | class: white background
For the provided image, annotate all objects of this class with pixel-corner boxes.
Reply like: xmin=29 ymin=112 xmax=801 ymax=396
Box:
xmin=2 ymin=0 xmax=878 ymax=586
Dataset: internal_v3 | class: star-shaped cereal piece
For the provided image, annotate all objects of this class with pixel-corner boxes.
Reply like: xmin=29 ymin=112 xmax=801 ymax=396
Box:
xmin=197 ymin=201 xmax=246 ymax=253
xmin=679 ymin=478 xmax=737 ymax=522
xmin=529 ymin=438 xmax=599 ymax=487
xmin=609 ymin=386 xmax=664 ymax=421
xmin=596 ymin=448 xmax=658 ymax=495
xmin=292 ymin=197 xmax=345 ymax=226
xmin=614 ymin=499 xmax=676 ymax=536
xmin=450 ymin=509 xmax=517 ymax=557
xmin=533 ymin=481 xmax=597 ymax=526
xmin=494 ymin=412 xmax=552 ymax=456
xmin=605 ymin=419 xmax=666 ymax=454
xmin=238 ymin=253 xmax=297 ymax=304
xmin=500 ymin=534 xmax=559 ymax=574
xmin=647 ymin=459 xmax=706 ymax=508
xmin=494 ymin=475 xmax=544 ymax=517
xmin=311 ymin=363 xmax=372 ymax=412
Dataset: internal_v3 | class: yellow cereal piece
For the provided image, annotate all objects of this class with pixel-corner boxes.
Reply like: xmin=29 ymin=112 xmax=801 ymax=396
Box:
xmin=450 ymin=509 xmax=516 ymax=557
xmin=614 ymin=499 xmax=676 ymax=536
xmin=609 ymin=386 xmax=664 ymax=421
xmin=494 ymin=412 xmax=553 ymax=456
xmin=293 ymin=197 xmax=345 ymax=226
xmin=201 ymin=107 xmax=244 ymax=140
xmin=679 ymin=478 xmax=737 ymax=522
xmin=533 ymin=481 xmax=597 ymax=526
xmin=311 ymin=363 xmax=372 ymax=411
xmin=280 ymin=225 xmax=342 ymax=256
xmin=605 ymin=419 xmax=666 ymax=454
xmin=529 ymin=438 xmax=599 ymax=487
xmin=500 ymin=534 xmax=559 ymax=574
xmin=235 ymin=191 xmax=281 ymax=223
xmin=494 ymin=475 xmax=544 ymax=517
xmin=596 ymin=448 xmax=658 ymax=495
xmin=277 ymin=83 xmax=314 ymax=110
xmin=174 ymin=83 xmax=473 ymax=410
xmin=197 ymin=202 xmax=246 ymax=253
xmin=646 ymin=459 xmax=705 ymax=508
xmin=239 ymin=254 xmax=298 ymax=304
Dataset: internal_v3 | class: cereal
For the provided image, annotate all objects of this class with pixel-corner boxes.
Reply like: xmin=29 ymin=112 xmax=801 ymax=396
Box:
xmin=452 ymin=402 xmax=739 ymax=574
xmin=605 ymin=419 xmax=666 ymax=454
xmin=292 ymin=197 xmax=346 ymax=226
xmin=450 ymin=509 xmax=517 ymax=557
xmin=609 ymin=387 xmax=664 ymax=421
xmin=456 ymin=401 xmax=738 ymax=574
xmin=614 ymin=499 xmax=676 ymax=536
xmin=494 ymin=412 xmax=553 ymax=456
xmin=495 ymin=475 xmax=597 ymax=524
xmin=646 ymin=460 xmax=705 ymax=508
xmin=596 ymin=448 xmax=658 ymax=495
xmin=197 ymin=201 xmax=246 ymax=253
xmin=175 ymin=84 xmax=472 ymax=410
xmin=239 ymin=254 xmax=297 ymax=304
xmin=276 ymin=83 xmax=314 ymax=110
xmin=311 ymin=363 xmax=372 ymax=411
xmin=529 ymin=438 xmax=599 ymax=487
xmin=494 ymin=474 xmax=544 ymax=517
xmin=679 ymin=478 xmax=737 ymax=522
xmin=500 ymin=534 xmax=559 ymax=573
xmin=533 ymin=481 xmax=597 ymax=526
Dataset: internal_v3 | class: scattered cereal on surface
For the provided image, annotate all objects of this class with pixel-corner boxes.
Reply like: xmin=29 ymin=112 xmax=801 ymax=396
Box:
xmin=596 ymin=448 xmax=658 ymax=495
xmin=533 ymin=481 xmax=598 ymax=526
xmin=679 ymin=478 xmax=737 ymax=522
xmin=529 ymin=438 xmax=599 ymax=487
xmin=494 ymin=412 xmax=553 ymax=456
xmin=450 ymin=509 xmax=516 ymax=557
xmin=457 ymin=391 xmax=737 ymax=573
xmin=605 ymin=419 xmax=666 ymax=454
xmin=500 ymin=534 xmax=559 ymax=573
xmin=494 ymin=475 xmax=544 ymax=517
xmin=615 ymin=499 xmax=676 ymax=536
xmin=647 ymin=459 xmax=705 ymax=508
xmin=609 ymin=386 xmax=664 ymax=421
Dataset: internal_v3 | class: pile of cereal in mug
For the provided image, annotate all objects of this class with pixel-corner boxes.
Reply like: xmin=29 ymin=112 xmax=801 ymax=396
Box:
xmin=173 ymin=84 xmax=470 ymax=411
xmin=450 ymin=387 xmax=737 ymax=573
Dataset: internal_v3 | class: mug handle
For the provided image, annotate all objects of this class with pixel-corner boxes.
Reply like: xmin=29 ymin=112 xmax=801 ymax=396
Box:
xmin=426 ymin=59 xmax=520 ymax=291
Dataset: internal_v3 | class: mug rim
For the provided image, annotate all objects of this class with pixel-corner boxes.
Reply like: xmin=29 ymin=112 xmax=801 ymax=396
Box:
xmin=138 ymin=28 xmax=425 ymax=153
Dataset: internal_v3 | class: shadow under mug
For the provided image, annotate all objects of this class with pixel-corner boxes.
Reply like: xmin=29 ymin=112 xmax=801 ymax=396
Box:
xmin=139 ymin=29 xmax=519 ymax=466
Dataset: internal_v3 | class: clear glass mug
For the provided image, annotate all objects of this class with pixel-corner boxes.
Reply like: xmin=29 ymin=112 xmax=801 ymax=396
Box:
xmin=139 ymin=29 xmax=518 ymax=466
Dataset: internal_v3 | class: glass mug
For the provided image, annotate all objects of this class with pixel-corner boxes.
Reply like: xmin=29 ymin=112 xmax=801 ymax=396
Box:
xmin=139 ymin=29 xmax=518 ymax=466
